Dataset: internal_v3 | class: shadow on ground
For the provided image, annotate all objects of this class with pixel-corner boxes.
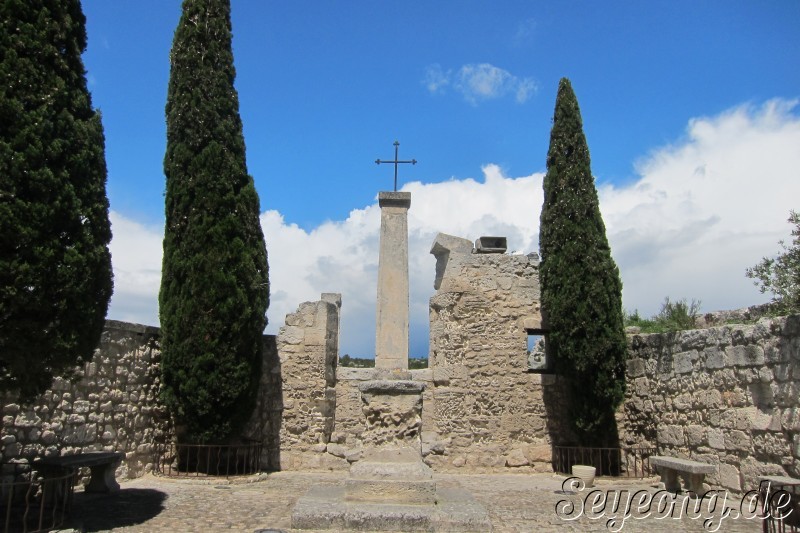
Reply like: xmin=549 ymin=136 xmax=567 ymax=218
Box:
xmin=65 ymin=488 xmax=167 ymax=532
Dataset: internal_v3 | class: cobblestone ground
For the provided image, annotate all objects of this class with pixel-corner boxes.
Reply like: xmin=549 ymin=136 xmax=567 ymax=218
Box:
xmin=59 ymin=472 xmax=768 ymax=532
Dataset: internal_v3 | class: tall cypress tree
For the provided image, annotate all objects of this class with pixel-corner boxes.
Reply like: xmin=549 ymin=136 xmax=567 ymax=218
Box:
xmin=0 ymin=0 xmax=113 ymax=401
xmin=539 ymin=78 xmax=627 ymax=446
xmin=160 ymin=0 xmax=269 ymax=444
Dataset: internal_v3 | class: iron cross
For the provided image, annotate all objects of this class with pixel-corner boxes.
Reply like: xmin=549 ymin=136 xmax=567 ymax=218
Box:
xmin=375 ymin=140 xmax=417 ymax=192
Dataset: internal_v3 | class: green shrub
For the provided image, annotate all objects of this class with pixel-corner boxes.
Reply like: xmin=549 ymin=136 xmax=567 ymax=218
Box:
xmin=338 ymin=355 xmax=375 ymax=368
xmin=625 ymin=298 xmax=701 ymax=333
xmin=408 ymin=357 xmax=428 ymax=369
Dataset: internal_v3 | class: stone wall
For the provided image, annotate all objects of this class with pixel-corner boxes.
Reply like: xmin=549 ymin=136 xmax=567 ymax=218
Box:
xmin=620 ymin=315 xmax=800 ymax=492
xmin=0 ymin=321 xmax=172 ymax=479
xmin=1 ymin=320 xmax=286 ymax=477
xmin=241 ymin=334 xmax=282 ymax=470
xmin=4 ymin=254 xmax=796 ymax=488
xmin=276 ymin=295 xmax=342 ymax=470
xmin=422 ymin=234 xmax=571 ymax=472
xmin=272 ymin=232 xmax=574 ymax=474
xmin=326 ymin=367 xmax=429 ymax=469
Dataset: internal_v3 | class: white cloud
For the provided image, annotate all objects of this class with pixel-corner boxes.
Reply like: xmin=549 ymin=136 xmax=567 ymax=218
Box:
xmin=456 ymin=63 xmax=537 ymax=105
xmin=262 ymin=168 xmax=541 ymax=358
xmin=423 ymin=62 xmax=537 ymax=105
xmin=601 ymin=98 xmax=800 ymax=315
xmin=107 ymin=99 xmax=800 ymax=358
xmin=422 ymin=64 xmax=450 ymax=94
xmin=107 ymin=212 xmax=162 ymax=326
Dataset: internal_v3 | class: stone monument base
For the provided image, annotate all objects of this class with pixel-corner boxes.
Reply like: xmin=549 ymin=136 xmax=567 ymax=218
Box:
xmin=292 ymin=446 xmax=490 ymax=531
xmin=291 ymin=484 xmax=491 ymax=532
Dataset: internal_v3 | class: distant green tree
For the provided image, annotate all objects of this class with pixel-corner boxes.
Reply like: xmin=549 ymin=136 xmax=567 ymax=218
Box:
xmin=624 ymin=298 xmax=701 ymax=333
xmin=539 ymin=78 xmax=627 ymax=446
xmin=338 ymin=355 xmax=375 ymax=368
xmin=746 ymin=211 xmax=800 ymax=314
xmin=160 ymin=0 xmax=269 ymax=443
xmin=0 ymin=0 xmax=113 ymax=401
xmin=408 ymin=357 xmax=428 ymax=369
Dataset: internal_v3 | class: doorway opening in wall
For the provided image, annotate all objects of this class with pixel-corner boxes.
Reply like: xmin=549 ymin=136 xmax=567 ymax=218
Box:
xmin=526 ymin=329 xmax=552 ymax=373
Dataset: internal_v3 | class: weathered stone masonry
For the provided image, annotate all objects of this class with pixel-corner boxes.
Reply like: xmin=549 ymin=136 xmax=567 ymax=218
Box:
xmin=274 ymin=296 xmax=341 ymax=470
xmin=2 ymin=242 xmax=798 ymax=492
xmin=0 ymin=321 xmax=171 ymax=479
xmin=424 ymin=234 xmax=571 ymax=471
xmin=1 ymin=320 xmax=285 ymax=477
xmin=619 ymin=315 xmax=800 ymax=491
xmin=275 ymin=234 xmax=573 ymax=473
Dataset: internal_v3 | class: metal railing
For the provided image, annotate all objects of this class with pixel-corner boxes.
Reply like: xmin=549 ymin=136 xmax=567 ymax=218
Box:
xmin=0 ymin=464 xmax=75 ymax=533
xmin=155 ymin=440 xmax=263 ymax=478
xmin=761 ymin=479 xmax=800 ymax=533
xmin=552 ymin=446 xmax=657 ymax=478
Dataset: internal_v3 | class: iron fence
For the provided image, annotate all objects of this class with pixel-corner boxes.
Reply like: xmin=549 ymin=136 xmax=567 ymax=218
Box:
xmin=0 ymin=463 xmax=75 ymax=533
xmin=761 ymin=478 xmax=800 ymax=533
xmin=552 ymin=446 xmax=657 ymax=478
xmin=155 ymin=440 xmax=263 ymax=478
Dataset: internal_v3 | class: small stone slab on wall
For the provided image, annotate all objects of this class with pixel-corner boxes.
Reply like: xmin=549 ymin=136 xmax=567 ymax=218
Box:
xmin=620 ymin=315 xmax=800 ymax=492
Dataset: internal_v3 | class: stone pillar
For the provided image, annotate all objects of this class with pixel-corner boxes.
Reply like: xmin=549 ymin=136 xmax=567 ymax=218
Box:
xmin=375 ymin=191 xmax=411 ymax=370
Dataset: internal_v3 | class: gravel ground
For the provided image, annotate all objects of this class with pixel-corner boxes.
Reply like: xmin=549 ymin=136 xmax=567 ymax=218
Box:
xmin=56 ymin=471 xmax=768 ymax=532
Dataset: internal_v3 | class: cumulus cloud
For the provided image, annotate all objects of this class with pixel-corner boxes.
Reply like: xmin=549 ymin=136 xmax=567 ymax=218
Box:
xmin=601 ymin=98 xmax=800 ymax=314
xmin=107 ymin=99 xmax=800 ymax=358
xmin=107 ymin=212 xmax=162 ymax=326
xmin=261 ymin=167 xmax=541 ymax=358
xmin=423 ymin=62 xmax=536 ymax=105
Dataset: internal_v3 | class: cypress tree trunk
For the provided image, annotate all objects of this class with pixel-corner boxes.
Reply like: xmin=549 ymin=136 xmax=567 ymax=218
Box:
xmin=0 ymin=0 xmax=113 ymax=401
xmin=539 ymin=78 xmax=627 ymax=447
xmin=160 ymin=0 xmax=269 ymax=444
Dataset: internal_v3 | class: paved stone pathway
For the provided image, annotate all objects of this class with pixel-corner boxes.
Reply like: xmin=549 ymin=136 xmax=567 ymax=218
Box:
xmin=60 ymin=472 xmax=767 ymax=532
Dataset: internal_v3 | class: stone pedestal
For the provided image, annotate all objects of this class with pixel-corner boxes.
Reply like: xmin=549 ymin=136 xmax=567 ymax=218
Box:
xmin=375 ymin=191 xmax=411 ymax=370
xmin=291 ymin=379 xmax=491 ymax=531
xmin=359 ymin=380 xmax=423 ymax=448
xmin=346 ymin=447 xmax=435 ymax=505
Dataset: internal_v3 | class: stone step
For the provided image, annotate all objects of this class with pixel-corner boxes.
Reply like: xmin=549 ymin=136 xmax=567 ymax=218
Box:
xmin=291 ymin=485 xmax=491 ymax=532
xmin=349 ymin=447 xmax=432 ymax=481
xmin=345 ymin=478 xmax=436 ymax=505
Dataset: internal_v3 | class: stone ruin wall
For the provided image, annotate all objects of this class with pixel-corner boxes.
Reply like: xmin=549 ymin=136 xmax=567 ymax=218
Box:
xmin=423 ymin=235 xmax=572 ymax=471
xmin=273 ymin=295 xmax=341 ymax=470
xmin=619 ymin=315 xmax=800 ymax=492
xmin=275 ymin=234 xmax=574 ymax=473
xmin=2 ymin=249 xmax=798 ymax=486
xmin=0 ymin=320 xmax=285 ymax=478
xmin=0 ymin=321 xmax=172 ymax=479
xmin=239 ymin=334 xmax=283 ymax=470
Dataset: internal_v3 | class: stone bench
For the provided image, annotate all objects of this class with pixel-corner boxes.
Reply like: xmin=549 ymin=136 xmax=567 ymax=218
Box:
xmin=650 ymin=456 xmax=715 ymax=496
xmin=758 ymin=476 xmax=800 ymax=528
xmin=34 ymin=451 xmax=125 ymax=493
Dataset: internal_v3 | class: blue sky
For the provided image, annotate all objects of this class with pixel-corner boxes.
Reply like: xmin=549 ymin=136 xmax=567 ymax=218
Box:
xmin=82 ymin=1 xmax=800 ymax=358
